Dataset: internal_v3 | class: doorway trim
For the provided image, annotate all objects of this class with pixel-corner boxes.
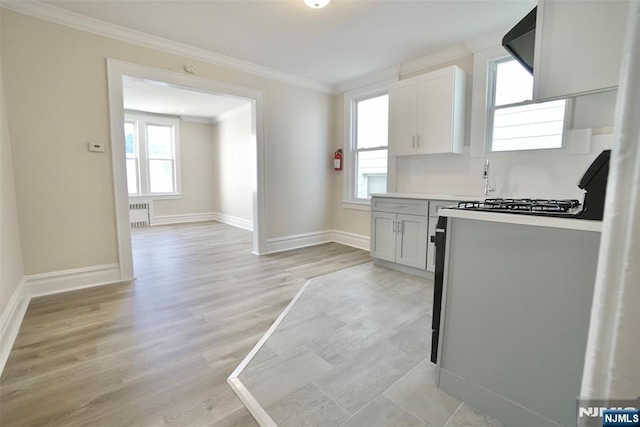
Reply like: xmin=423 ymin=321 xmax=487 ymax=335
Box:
xmin=107 ymin=59 xmax=267 ymax=280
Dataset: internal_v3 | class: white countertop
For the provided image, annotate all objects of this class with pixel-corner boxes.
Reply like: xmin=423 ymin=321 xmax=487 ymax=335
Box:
xmin=371 ymin=193 xmax=602 ymax=232
xmin=371 ymin=193 xmax=478 ymax=202
xmin=439 ymin=208 xmax=602 ymax=232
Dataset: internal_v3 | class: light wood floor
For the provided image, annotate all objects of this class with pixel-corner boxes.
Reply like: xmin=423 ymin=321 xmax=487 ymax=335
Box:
xmin=0 ymin=221 xmax=371 ymax=426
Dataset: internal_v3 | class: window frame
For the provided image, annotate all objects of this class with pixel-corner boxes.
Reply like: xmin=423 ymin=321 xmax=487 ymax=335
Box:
xmin=125 ymin=112 xmax=182 ymax=199
xmin=486 ymin=56 xmax=570 ymax=154
xmin=343 ymin=81 xmax=391 ymax=210
xmin=469 ymin=46 xmax=580 ymax=159
xmin=124 ymin=119 xmax=140 ymax=196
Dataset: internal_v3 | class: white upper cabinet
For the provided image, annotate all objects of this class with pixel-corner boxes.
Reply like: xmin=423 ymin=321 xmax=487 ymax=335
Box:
xmin=533 ymin=0 xmax=630 ymax=101
xmin=388 ymin=66 xmax=466 ymax=156
xmin=388 ymin=79 xmax=419 ymax=156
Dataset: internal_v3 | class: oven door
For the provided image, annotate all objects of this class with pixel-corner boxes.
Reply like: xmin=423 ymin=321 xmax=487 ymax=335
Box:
xmin=430 ymin=216 xmax=447 ymax=364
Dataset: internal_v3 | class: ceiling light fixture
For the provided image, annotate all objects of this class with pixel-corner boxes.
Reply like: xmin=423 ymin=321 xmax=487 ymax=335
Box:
xmin=304 ymin=0 xmax=331 ymax=9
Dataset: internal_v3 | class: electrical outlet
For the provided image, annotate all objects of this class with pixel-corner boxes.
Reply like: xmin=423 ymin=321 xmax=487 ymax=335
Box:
xmin=88 ymin=142 xmax=105 ymax=152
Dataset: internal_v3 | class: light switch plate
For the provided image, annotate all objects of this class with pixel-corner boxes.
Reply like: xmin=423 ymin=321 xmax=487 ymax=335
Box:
xmin=88 ymin=142 xmax=105 ymax=152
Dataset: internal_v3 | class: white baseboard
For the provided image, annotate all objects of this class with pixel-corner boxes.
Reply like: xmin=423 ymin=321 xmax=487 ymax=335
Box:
xmin=266 ymin=230 xmax=334 ymax=254
xmin=152 ymin=212 xmax=254 ymax=231
xmin=212 ymin=212 xmax=254 ymax=231
xmin=332 ymin=230 xmax=370 ymax=251
xmin=27 ymin=264 xmax=122 ymax=297
xmin=265 ymin=229 xmax=370 ymax=254
xmin=152 ymin=212 xmax=216 ymax=226
xmin=0 ymin=277 xmax=29 ymax=375
xmin=0 ymin=264 xmax=123 ymax=377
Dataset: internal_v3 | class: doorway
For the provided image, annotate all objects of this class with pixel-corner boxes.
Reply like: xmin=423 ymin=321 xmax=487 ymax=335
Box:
xmin=107 ymin=60 xmax=267 ymax=281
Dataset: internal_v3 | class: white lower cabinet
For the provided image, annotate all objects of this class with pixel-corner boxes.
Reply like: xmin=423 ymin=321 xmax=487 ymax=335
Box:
xmin=371 ymin=197 xmax=458 ymax=275
xmin=370 ymin=211 xmax=397 ymax=263
xmin=371 ymin=211 xmax=428 ymax=270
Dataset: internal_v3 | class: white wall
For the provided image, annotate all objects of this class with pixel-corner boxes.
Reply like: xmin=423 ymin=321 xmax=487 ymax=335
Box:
xmin=395 ymin=133 xmax=614 ymax=199
xmin=212 ymin=104 xmax=254 ymax=223
xmin=0 ymin=61 xmax=25 ymax=317
xmin=153 ymin=120 xmax=217 ymax=218
xmin=1 ymin=9 xmax=334 ymax=275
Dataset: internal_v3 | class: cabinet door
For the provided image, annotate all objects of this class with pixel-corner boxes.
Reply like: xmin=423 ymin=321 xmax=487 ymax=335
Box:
xmin=388 ymin=78 xmax=418 ymax=157
xmin=534 ymin=0 xmax=629 ymax=101
xmin=396 ymin=214 xmax=428 ymax=269
xmin=371 ymin=212 xmax=397 ymax=262
xmin=417 ymin=67 xmax=465 ymax=155
xmin=426 ymin=218 xmax=437 ymax=273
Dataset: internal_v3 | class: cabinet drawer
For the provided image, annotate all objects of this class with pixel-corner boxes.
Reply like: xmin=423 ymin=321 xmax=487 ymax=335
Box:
xmin=372 ymin=198 xmax=429 ymax=215
xmin=429 ymin=200 xmax=458 ymax=217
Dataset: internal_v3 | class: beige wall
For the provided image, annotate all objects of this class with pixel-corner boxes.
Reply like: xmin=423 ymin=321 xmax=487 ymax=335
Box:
xmin=1 ymin=10 xmax=334 ymax=274
xmin=0 ymin=62 xmax=25 ymax=316
xmin=212 ymin=104 xmax=254 ymax=222
xmin=331 ymin=94 xmax=371 ymax=237
xmin=153 ymin=120 xmax=216 ymax=217
xmin=265 ymin=84 xmax=333 ymax=238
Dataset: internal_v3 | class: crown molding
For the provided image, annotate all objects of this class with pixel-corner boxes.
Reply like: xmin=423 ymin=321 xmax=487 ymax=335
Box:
xmin=399 ymin=44 xmax=472 ymax=77
xmin=463 ymin=30 xmax=508 ymax=53
xmin=180 ymin=115 xmax=216 ymax=125
xmin=211 ymin=102 xmax=252 ymax=124
xmin=0 ymin=1 xmax=338 ymax=95
xmin=337 ymin=65 xmax=400 ymax=94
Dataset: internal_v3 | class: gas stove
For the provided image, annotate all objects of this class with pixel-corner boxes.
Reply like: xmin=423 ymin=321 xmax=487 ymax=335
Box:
xmin=451 ymin=149 xmax=611 ymax=221
xmin=456 ymin=198 xmax=582 ymax=215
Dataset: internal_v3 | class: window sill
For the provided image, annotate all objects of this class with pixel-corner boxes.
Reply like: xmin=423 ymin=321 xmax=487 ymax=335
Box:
xmin=129 ymin=194 xmax=183 ymax=201
xmin=342 ymin=201 xmax=371 ymax=211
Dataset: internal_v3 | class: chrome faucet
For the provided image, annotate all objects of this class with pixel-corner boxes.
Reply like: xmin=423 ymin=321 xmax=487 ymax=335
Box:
xmin=483 ymin=160 xmax=495 ymax=196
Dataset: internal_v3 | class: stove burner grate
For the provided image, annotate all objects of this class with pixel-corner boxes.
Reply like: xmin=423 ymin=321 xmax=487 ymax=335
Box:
xmin=457 ymin=198 xmax=581 ymax=213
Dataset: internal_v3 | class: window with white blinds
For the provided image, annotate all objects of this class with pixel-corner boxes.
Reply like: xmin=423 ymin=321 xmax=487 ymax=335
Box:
xmin=488 ymin=58 xmax=567 ymax=152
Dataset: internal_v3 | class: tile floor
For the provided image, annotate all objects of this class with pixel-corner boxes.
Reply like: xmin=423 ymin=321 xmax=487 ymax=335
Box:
xmin=234 ymin=263 xmax=507 ymax=426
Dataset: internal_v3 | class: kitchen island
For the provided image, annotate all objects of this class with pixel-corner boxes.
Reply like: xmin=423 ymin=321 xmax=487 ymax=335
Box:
xmin=434 ymin=208 xmax=601 ymax=427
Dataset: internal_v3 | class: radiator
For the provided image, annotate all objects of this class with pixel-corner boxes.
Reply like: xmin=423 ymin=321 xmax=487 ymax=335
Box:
xmin=129 ymin=201 xmax=151 ymax=228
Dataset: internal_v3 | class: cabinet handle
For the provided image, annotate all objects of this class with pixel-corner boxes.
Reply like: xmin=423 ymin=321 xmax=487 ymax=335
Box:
xmin=411 ymin=135 xmax=416 ymax=148
xmin=416 ymin=135 xmax=421 ymax=148
xmin=392 ymin=221 xmax=396 ymax=233
xmin=390 ymin=205 xmax=406 ymax=209
xmin=398 ymin=221 xmax=403 ymax=234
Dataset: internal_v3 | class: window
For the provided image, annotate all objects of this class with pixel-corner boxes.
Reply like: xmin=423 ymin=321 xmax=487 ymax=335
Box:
xmin=351 ymin=93 xmax=389 ymax=201
xmin=488 ymin=58 xmax=567 ymax=152
xmin=124 ymin=114 xmax=181 ymax=197
xmin=124 ymin=121 xmax=139 ymax=194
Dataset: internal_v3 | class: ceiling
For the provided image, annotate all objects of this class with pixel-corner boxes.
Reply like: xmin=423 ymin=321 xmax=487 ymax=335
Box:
xmin=123 ymin=76 xmax=251 ymax=120
xmin=37 ymin=0 xmax=536 ymax=87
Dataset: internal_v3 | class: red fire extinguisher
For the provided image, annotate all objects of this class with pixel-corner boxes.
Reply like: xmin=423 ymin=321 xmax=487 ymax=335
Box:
xmin=334 ymin=149 xmax=343 ymax=171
